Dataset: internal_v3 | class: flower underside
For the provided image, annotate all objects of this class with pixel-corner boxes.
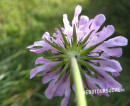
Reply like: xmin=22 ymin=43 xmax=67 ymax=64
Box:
xmin=27 ymin=5 xmax=128 ymax=106
xmin=44 ymin=26 xmax=105 ymax=87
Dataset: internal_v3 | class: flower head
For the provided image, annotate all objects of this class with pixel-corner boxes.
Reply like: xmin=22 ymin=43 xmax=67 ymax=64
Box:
xmin=27 ymin=5 xmax=128 ymax=106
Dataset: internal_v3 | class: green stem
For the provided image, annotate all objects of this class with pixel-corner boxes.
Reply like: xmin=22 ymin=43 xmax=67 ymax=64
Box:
xmin=71 ymin=57 xmax=87 ymax=106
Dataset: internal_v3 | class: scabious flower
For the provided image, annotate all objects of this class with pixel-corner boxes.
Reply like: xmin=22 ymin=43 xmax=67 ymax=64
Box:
xmin=27 ymin=5 xmax=128 ymax=106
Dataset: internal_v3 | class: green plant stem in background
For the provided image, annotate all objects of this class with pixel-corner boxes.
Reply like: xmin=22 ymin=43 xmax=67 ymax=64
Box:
xmin=71 ymin=57 xmax=87 ymax=106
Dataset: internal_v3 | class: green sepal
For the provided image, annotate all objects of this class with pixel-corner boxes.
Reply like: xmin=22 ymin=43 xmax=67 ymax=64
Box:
xmin=45 ymin=39 xmax=66 ymax=53
xmin=77 ymin=30 xmax=94 ymax=51
xmin=79 ymin=60 xmax=104 ymax=78
xmin=59 ymin=28 xmax=70 ymax=49
xmin=80 ymin=41 xmax=104 ymax=56
xmin=72 ymin=26 xmax=77 ymax=49
xmin=42 ymin=50 xmax=54 ymax=57
xmin=45 ymin=54 xmax=65 ymax=60
xmin=47 ymin=60 xmax=64 ymax=73
xmin=56 ymin=63 xmax=69 ymax=83
xmin=68 ymin=89 xmax=75 ymax=105
xmin=70 ymin=66 xmax=73 ymax=89
xmin=78 ymin=65 xmax=89 ymax=89
xmin=81 ymin=56 xmax=105 ymax=60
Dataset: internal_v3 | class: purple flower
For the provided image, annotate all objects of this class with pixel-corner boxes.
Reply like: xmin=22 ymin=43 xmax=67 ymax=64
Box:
xmin=27 ymin=5 xmax=128 ymax=106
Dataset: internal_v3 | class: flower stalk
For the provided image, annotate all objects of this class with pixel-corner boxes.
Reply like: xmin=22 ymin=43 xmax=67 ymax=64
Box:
xmin=71 ymin=57 xmax=87 ymax=106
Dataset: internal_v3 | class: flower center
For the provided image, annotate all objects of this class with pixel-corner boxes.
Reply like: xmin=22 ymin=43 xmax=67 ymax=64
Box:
xmin=62 ymin=49 xmax=81 ymax=64
xmin=67 ymin=50 xmax=80 ymax=58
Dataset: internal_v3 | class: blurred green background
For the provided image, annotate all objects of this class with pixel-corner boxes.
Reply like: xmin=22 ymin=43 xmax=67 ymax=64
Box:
xmin=0 ymin=0 xmax=130 ymax=106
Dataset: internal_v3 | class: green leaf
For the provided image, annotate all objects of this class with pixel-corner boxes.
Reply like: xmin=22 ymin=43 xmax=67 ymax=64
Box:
xmin=72 ymin=26 xmax=77 ymax=49
xmin=47 ymin=60 xmax=64 ymax=73
xmin=79 ymin=60 xmax=104 ymax=78
xmin=56 ymin=63 xmax=69 ymax=82
xmin=81 ymin=56 xmax=105 ymax=60
xmin=80 ymin=41 xmax=104 ymax=56
xmin=77 ymin=30 xmax=94 ymax=51
xmin=45 ymin=39 xmax=66 ymax=53
xmin=59 ymin=28 xmax=70 ymax=49
xmin=0 ymin=50 xmax=25 ymax=67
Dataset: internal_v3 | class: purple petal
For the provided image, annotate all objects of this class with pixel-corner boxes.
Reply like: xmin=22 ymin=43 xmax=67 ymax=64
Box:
xmin=53 ymin=38 xmax=65 ymax=48
xmin=79 ymin=15 xmax=89 ymax=26
xmin=100 ymin=59 xmax=122 ymax=72
xmin=53 ymin=29 xmax=62 ymax=38
xmin=99 ymin=25 xmax=115 ymax=38
xmin=102 ymin=48 xmax=122 ymax=58
xmin=54 ymin=74 xmax=70 ymax=97
xmin=37 ymin=61 xmax=59 ymax=76
xmin=42 ymin=68 xmax=60 ymax=84
xmin=90 ymin=59 xmax=122 ymax=74
xmin=42 ymin=32 xmax=51 ymax=41
xmin=91 ymin=64 xmax=122 ymax=89
xmin=104 ymin=36 xmax=128 ymax=47
xmin=72 ymin=5 xmax=82 ymax=26
xmin=30 ymin=62 xmax=59 ymax=79
xmin=35 ymin=57 xmax=50 ymax=65
xmin=61 ymin=98 xmax=70 ymax=106
xmin=27 ymin=41 xmax=54 ymax=53
xmin=94 ymin=47 xmax=123 ymax=58
xmin=27 ymin=41 xmax=45 ymax=48
xmin=90 ymin=14 xmax=106 ymax=32
xmin=77 ymin=15 xmax=90 ymax=41
xmin=112 ymin=72 xmax=120 ymax=77
xmin=85 ymin=72 xmax=106 ymax=89
xmin=42 ymin=74 xmax=58 ymax=84
xmin=80 ymin=19 xmax=94 ymax=32
xmin=101 ymin=66 xmax=117 ymax=72
xmin=45 ymin=73 xmax=69 ymax=100
xmin=84 ymin=25 xmax=115 ymax=49
xmin=30 ymin=65 xmax=46 ymax=79
xmin=63 ymin=14 xmax=71 ymax=29
xmin=96 ymin=25 xmax=115 ymax=43
xmin=84 ymin=72 xmax=109 ymax=96
xmin=45 ymin=77 xmax=58 ymax=99
xmin=61 ymin=85 xmax=71 ymax=106
xmin=94 ymin=14 xmax=106 ymax=26
xmin=63 ymin=14 xmax=73 ymax=41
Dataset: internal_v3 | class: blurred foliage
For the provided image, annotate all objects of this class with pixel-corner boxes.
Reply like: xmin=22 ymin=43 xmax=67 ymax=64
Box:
xmin=0 ymin=0 xmax=130 ymax=106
